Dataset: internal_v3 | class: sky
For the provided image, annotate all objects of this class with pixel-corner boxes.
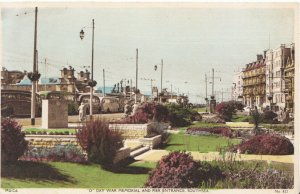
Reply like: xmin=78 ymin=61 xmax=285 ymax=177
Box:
xmin=1 ymin=4 xmax=295 ymax=103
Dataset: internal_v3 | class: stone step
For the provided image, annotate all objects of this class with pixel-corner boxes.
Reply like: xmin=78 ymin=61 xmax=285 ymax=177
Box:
xmin=130 ymin=144 xmax=144 ymax=152
xmin=130 ymin=146 xmax=150 ymax=158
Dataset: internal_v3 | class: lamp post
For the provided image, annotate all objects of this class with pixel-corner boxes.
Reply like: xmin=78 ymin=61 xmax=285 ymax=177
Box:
xmin=80 ymin=19 xmax=97 ymax=118
xmin=28 ymin=7 xmax=41 ymax=126
xmin=154 ymin=59 xmax=163 ymax=103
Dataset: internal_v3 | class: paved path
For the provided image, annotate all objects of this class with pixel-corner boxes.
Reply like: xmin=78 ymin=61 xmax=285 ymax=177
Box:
xmin=16 ymin=113 xmax=124 ymax=127
xmin=135 ymin=149 xmax=294 ymax=164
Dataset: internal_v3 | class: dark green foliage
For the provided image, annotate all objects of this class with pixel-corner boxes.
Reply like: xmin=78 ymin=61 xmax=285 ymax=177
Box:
xmin=76 ymin=119 xmax=123 ymax=166
xmin=1 ymin=118 xmax=28 ymax=163
xmin=262 ymin=110 xmax=278 ymax=124
xmin=68 ymin=103 xmax=78 ymax=115
xmin=165 ymin=103 xmax=201 ymax=127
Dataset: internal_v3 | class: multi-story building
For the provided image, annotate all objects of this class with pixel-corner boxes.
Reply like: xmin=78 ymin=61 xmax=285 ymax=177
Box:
xmin=1 ymin=67 xmax=26 ymax=85
xmin=284 ymin=43 xmax=295 ymax=113
xmin=242 ymin=54 xmax=266 ymax=110
xmin=232 ymin=68 xmax=244 ymax=101
xmin=265 ymin=44 xmax=291 ymax=111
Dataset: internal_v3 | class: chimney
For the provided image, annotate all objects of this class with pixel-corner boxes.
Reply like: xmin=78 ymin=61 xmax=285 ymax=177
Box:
xmin=263 ymin=50 xmax=267 ymax=59
xmin=257 ymin=54 xmax=263 ymax=61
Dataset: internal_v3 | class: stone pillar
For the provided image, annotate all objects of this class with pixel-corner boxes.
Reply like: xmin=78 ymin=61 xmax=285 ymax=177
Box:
xmin=42 ymin=99 xmax=68 ymax=129
xmin=210 ymin=96 xmax=216 ymax=113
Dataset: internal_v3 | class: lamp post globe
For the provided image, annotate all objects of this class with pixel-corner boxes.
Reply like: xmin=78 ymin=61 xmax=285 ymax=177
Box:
xmin=80 ymin=29 xmax=84 ymax=40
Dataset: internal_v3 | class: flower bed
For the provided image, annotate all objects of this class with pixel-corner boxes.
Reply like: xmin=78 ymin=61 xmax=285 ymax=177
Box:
xmin=233 ymin=134 xmax=294 ymax=155
xmin=186 ymin=127 xmax=232 ymax=137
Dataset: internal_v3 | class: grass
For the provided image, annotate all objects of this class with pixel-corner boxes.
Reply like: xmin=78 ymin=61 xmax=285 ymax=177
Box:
xmin=23 ymin=128 xmax=77 ymax=134
xmin=193 ymin=107 xmax=207 ymax=112
xmin=1 ymin=161 xmax=156 ymax=188
xmin=164 ymin=133 xmax=241 ymax=152
xmin=231 ymin=114 xmax=252 ymax=122
xmin=190 ymin=121 xmax=227 ymax=128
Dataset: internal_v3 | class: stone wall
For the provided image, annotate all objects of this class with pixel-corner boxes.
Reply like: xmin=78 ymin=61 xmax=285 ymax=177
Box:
xmin=109 ymin=123 xmax=150 ymax=139
xmin=139 ymin=135 xmax=162 ymax=149
xmin=113 ymin=147 xmax=131 ymax=164
xmin=25 ymin=135 xmax=129 ymax=163
xmin=109 ymin=122 xmax=169 ymax=140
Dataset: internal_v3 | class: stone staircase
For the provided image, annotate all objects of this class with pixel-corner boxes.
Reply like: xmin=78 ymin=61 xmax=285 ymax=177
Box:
xmin=124 ymin=139 xmax=151 ymax=158
xmin=129 ymin=145 xmax=150 ymax=158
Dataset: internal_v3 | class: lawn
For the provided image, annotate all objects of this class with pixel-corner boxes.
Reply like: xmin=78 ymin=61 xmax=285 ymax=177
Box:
xmin=231 ymin=114 xmax=252 ymax=122
xmin=165 ymin=133 xmax=241 ymax=152
xmin=1 ymin=161 xmax=156 ymax=188
xmin=193 ymin=107 xmax=207 ymax=112
xmin=23 ymin=128 xmax=77 ymax=134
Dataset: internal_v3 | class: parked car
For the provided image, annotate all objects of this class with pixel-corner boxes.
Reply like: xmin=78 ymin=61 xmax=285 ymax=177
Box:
xmin=78 ymin=94 xmax=102 ymax=114
xmin=99 ymin=97 xmax=120 ymax=113
xmin=1 ymin=89 xmax=42 ymax=117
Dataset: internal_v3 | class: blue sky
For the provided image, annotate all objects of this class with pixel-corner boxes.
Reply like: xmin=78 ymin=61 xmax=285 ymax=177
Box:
xmin=1 ymin=4 xmax=295 ymax=103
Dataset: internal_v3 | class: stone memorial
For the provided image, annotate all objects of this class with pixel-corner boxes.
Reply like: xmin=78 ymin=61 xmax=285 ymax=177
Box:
xmin=42 ymin=99 xmax=68 ymax=129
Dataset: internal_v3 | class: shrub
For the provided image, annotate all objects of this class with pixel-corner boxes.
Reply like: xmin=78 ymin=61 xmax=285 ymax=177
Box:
xmin=186 ymin=127 xmax=232 ymax=137
xmin=216 ymin=102 xmax=236 ymax=121
xmin=216 ymin=161 xmax=294 ymax=189
xmin=76 ymin=119 xmax=123 ymax=166
xmin=262 ymin=110 xmax=278 ymax=124
xmin=234 ymin=134 xmax=294 ymax=155
xmin=1 ymin=118 xmax=28 ymax=163
xmin=121 ymin=102 xmax=169 ymax=124
xmin=145 ymin=151 xmax=200 ymax=188
xmin=197 ymin=161 xmax=224 ymax=187
xmin=165 ymin=103 xmax=201 ymax=127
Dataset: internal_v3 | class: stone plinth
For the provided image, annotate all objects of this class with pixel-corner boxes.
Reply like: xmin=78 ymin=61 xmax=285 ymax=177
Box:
xmin=42 ymin=99 xmax=68 ymax=129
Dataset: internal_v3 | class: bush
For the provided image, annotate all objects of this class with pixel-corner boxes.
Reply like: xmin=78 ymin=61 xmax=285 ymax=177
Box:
xmin=216 ymin=102 xmax=235 ymax=121
xmin=165 ymin=103 xmax=201 ymax=127
xmin=215 ymin=160 xmax=294 ymax=189
xmin=262 ymin=110 xmax=278 ymax=124
xmin=145 ymin=151 xmax=200 ymax=188
xmin=121 ymin=102 xmax=169 ymax=124
xmin=76 ymin=119 xmax=124 ymax=166
xmin=1 ymin=118 xmax=28 ymax=163
xmin=234 ymin=134 xmax=294 ymax=155
xmin=186 ymin=127 xmax=232 ymax=137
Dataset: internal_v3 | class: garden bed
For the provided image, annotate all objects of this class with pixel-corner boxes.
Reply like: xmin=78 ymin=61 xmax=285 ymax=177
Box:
xmin=186 ymin=127 xmax=232 ymax=137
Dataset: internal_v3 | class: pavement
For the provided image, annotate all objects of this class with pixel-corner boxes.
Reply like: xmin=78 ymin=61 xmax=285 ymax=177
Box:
xmin=134 ymin=149 xmax=294 ymax=164
xmin=16 ymin=113 xmax=124 ymax=128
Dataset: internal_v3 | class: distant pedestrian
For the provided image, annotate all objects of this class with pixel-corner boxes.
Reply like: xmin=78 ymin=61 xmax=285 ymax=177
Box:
xmin=124 ymin=101 xmax=131 ymax=117
xmin=131 ymin=103 xmax=139 ymax=116
xmin=78 ymin=102 xmax=87 ymax=121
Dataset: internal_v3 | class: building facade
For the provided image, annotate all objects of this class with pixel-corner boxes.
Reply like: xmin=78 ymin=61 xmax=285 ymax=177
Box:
xmin=232 ymin=68 xmax=244 ymax=101
xmin=242 ymin=55 xmax=266 ymax=110
xmin=1 ymin=67 xmax=26 ymax=85
xmin=265 ymin=44 xmax=291 ymax=111
xmin=284 ymin=43 xmax=295 ymax=113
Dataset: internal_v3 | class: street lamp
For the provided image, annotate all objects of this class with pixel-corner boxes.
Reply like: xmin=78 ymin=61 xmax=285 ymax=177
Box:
xmin=154 ymin=59 xmax=163 ymax=103
xmin=79 ymin=19 xmax=97 ymax=118
xmin=27 ymin=7 xmax=40 ymax=126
